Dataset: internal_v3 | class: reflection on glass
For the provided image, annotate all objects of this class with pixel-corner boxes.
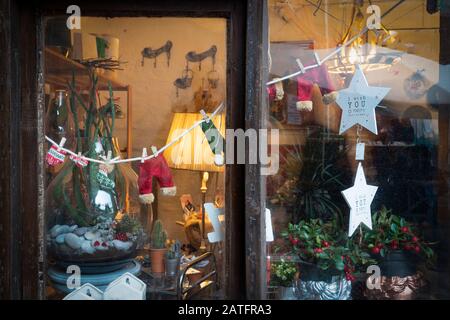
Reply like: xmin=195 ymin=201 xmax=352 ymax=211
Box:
xmin=266 ymin=0 xmax=449 ymax=300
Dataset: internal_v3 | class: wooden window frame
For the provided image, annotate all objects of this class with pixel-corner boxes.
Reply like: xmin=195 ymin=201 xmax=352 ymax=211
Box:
xmin=0 ymin=0 xmax=268 ymax=299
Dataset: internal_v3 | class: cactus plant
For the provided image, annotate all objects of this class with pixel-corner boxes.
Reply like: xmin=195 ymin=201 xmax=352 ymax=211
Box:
xmin=166 ymin=240 xmax=182 ymax=259
xmin=151 ymin=220 xmax=167 ymax=249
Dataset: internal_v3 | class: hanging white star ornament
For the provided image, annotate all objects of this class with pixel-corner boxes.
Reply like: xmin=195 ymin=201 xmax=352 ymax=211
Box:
xmin=336 ymin=65 xmax=390 ymax=135
xmin=342 ymin=162 xmax=378 ymax=237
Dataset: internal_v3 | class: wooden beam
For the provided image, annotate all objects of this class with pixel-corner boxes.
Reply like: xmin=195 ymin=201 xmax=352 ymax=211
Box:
xmin=245 ymin=0 xmax=268 ymax=300
xmin=0 ymin=0 xmax=21 ymax=299
xmin=18 ymin=3 xmax=45 ymax=299
xmin=223 ymin=0 xmax=246 ymax=300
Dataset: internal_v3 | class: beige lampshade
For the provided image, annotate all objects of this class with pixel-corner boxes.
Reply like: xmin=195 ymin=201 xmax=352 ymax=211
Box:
xmin=163 ymin=112 xmax=225 ymax=172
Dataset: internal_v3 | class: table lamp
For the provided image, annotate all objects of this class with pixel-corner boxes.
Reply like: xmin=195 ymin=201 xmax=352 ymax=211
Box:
xmin=163 ymin=112 xmax=225 ymax=250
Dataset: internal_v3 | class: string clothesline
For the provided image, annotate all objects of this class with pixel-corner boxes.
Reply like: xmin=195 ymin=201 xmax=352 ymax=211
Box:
xmin=45 ymin=102 xmax=224 ymax=165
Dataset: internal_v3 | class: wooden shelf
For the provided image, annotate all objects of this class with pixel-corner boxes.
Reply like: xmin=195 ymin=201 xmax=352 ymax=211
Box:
xmin=45 ymin=47 xmax=133 ymax=158
xmin=44 ymin=47 xmax=128 ymax=91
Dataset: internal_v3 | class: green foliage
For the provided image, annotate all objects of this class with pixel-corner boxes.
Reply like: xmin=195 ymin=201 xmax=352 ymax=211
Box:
xmin=272 ymin=129 xmax=349 ymax=225
xmin=361 ymin=207 xmax=435 ymax=264
xmin=151 ymin=220 xmax=167 ymax=249
xmin=53 ymin=69 xmax=122 ymax=227
xmin=115 ymin=214 xmax=142 ymax=235
xmin=270 ymin=259 xmax=298 ymax=287
xmin=281 ymin=218 xmax=376 ymax=277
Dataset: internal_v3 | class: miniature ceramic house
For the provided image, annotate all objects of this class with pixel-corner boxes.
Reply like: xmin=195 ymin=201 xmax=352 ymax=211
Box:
xmin=63 ymin=283 xmax=104 ymax=300
xmin=103 ymin=272 xmax=147 ymax=300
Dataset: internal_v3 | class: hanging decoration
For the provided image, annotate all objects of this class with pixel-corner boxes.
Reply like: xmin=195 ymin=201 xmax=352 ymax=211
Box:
xmin=185 ymin=45 xmax=217 ymax=71
xmin=341 ymin=162 xmax=378 ymax=237
xmin=336 ymin=65 xmax=390 ymax=135
xmin=141 ymin=40 xmax=173 ymax=68
xmin=70 ymin=153 xmax=89 ymax=168
xmin=295 ymin=63 xmax=335 ymax=112
xmin=403 ymin=69 xmax=429 ymax=100
xmin=199 ymin=110 xmax=225 ymax=166
xmin=138 ymin=152 xmax=176 ymax=204
xmin=96 ymin=169 xmax=116 ymax=189
xmin=173 ymin=65 xmax=194 ymax=97
xmin=45 ymin=103 xmax=224 ymax=166
xmin=46 ymin=138 xmax=67 ymax=166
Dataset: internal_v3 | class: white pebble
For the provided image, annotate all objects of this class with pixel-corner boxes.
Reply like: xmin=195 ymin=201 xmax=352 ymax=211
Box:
xmin=84 ymin=231 xmax=100 ymax=240
xmin=51 ymin=225 xmax=72 ymax=238
xmin=55 ymin=234 xmax=66 ymax=244
xmin=81 ymin=241 xmax=95 ymax=254
xmin=64 ymin=233 xmax=83 ymax=249
xmin=74 ymin=227 xmax=88 ymax=236
xmin=112 ymin=240 xmax=133 ymax=251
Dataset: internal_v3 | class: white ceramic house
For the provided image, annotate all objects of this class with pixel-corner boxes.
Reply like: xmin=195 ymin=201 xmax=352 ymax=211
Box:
xmin=103 ymin=272 xmax=147 ymax=300
xmin=63 ymin=283 xmax=104 ymax=300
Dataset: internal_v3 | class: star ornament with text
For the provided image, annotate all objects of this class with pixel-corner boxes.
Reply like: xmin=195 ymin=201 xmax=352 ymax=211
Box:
xmin=342 ymin=162 xmax=378 ymax=237
xmin=336 ymin=65 xmax=390 ymax=135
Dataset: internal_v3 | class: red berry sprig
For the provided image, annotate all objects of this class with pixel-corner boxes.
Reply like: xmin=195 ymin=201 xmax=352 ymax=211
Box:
xmin=115 ymin=232 xmax=129 ymax=242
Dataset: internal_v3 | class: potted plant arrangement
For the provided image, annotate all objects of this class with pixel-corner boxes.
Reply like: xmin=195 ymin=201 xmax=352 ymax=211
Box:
xmin=46 ymin=70 xmax=144 ymax=268
xmin=149 ymin=219 xmax=168 ymax=274
xmin=361 ymin=207 xmax=435 ymax=300
xmin=270 ymin=259 xmax=298 ymax=300
xmin=270 ymin=128 xmax=349 ymax=225
xmin=165 ymin=240 xmax=182 ymax=276
xmin=281 ymin=218 xmax=375 ymax=300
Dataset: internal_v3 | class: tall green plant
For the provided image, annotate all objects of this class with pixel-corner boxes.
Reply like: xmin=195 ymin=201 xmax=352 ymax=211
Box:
xmin=51 ymin=69 xmax=124 ymax=227
xmin=273 ymin=127 xmax=349 ymax=226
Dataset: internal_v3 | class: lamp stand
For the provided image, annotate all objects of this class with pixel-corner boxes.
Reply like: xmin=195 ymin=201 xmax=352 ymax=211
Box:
xmin=199 ymin=171 xmax=209 ymax=252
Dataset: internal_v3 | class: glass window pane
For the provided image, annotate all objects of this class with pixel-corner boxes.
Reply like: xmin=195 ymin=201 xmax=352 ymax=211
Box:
xmin=266 ymin=0 xmax=450 ymax=300
xmin=44 ymin=16 xmax=227 ymax=299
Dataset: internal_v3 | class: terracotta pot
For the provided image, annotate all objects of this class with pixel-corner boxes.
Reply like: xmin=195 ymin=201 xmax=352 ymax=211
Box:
xmin=149 ymin=248 xmax=166 ymax=274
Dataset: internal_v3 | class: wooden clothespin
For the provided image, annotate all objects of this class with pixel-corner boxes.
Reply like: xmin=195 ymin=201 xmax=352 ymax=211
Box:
xmin=100 ymin=150 xmax=120 ymax=164
xmin=151 ymin=145 xmax=158 ymax=156
xmin=57 ymin=137 xmax=67 ymax=150
xmin=296 ymin=58 xmax=306 ymax=74
xmin=199 ymin=109 xmax=210 ymax=123
xmin=313 ymin=52 xmax=322 ymax=66
xmin=141 ymin=148 xmax=147 ymax=163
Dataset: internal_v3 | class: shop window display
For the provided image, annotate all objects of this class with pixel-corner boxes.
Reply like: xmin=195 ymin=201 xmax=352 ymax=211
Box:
xmin=43 ymin=16 xmax=227 ymax=299
xmin=266 ymin=0 xmax=449 ymax=300
xmin=3 ymin=0 xmax=450 ymax=302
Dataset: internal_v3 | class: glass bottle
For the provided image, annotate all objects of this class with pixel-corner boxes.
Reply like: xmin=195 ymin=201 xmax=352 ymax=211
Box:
xmin=45 ymin=89 xmax=75 ymax=145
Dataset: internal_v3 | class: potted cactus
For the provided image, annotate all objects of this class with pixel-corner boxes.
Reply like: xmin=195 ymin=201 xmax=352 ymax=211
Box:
xmin=165 ymin=240 xmax=182 ymax=276
xmin=149 ymin=220 xmax=167 ymax=274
